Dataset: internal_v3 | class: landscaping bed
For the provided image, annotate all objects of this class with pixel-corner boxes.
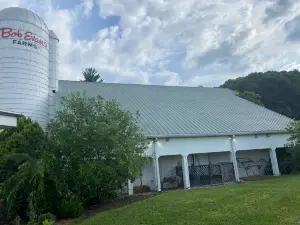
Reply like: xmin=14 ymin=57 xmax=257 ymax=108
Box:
xmin=240 ymin=175 xmax=275 ymax=182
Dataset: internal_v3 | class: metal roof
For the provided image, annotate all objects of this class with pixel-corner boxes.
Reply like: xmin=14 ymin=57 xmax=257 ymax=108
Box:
xmin=57 ymin=81 xmax=293 ymax=138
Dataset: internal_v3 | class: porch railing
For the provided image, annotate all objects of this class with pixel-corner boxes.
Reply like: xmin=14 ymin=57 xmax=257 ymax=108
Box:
xmin=176 ymin=163 xmax=235 ymax=187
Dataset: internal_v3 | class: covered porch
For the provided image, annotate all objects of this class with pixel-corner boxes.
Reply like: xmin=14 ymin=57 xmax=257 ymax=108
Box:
xmin=155 ymin=148 xmax=279 ymax=191
xmin=128 ymin=133 xmax=288 ymax=194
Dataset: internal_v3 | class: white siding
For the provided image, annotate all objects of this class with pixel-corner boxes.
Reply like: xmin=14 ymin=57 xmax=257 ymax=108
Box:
xmin=0 ymin=114 xmax=17 ymax=128
xmin=132 ymin=161 xmax=156 ymax=190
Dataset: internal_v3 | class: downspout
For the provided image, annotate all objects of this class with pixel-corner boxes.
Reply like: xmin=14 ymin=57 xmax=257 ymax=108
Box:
xmin=229 ymin=135 xmax=240 ymax=182
xmin=152 ymin=138 xmax=159 ymax=191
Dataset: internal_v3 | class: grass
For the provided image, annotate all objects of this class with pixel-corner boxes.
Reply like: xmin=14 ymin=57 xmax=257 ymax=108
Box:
xmin=79 ymin=175 xmax=300 ymax=225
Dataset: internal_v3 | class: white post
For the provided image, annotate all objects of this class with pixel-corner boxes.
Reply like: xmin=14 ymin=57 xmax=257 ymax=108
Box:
xmin=269 ymin=148 xmax=280 ymax=176
xmin=181 ymin=154 xmax=190 ymax=189
xmin=229 ymin=137 xmax=240 ymax=182
xmin=128 ymin=180 xmax=133 ymax=195
xmin=153 ymin=154 xmax=161 ymax=192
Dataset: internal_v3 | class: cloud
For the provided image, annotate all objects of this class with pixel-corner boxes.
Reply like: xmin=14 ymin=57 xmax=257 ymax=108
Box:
xmin=285 ymin=15 xmax=300 ymax=42
xmin=264 ymin=0 xmax=295 ymax=23
xmin=82 ymin=0 xmax=94 ymax=16
xmin=2 ymin=0 xmax=300 ymax=87
xmin=0 ymin=0 xmax=20 ymax=8
xmin=151 ymin=71 xmax=182 ymax=86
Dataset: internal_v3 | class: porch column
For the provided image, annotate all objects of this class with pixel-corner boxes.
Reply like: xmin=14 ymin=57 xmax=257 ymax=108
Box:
xmin=153 ymin=154 xmax=161 ymax=192
xmin=128 ymin=180 xmax=133 ymax=195
xmin=269 ymin=148 xmax=280 ymax=176
xmin=181 ymin=153 xmax=190 ymax=189
xmin=229 ymin=137 xmax=240 ymax=182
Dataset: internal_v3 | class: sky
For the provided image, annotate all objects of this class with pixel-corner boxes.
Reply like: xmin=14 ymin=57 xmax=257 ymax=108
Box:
xmin=1 ymin=0 xmax=300 ymax=87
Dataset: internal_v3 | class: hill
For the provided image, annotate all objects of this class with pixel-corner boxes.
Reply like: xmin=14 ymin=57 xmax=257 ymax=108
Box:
xmin=220 ymin=70 xmax=300 ymax=120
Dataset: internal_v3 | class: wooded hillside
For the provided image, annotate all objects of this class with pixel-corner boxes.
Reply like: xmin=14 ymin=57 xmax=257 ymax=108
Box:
xmin=220 ymin=70 xmax=300 ymax=120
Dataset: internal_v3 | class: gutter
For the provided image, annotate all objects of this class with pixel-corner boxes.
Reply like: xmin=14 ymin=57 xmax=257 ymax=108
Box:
xmin=0 ymin=110 xmax=21 ymax=117
xmin=145 ymin=130 xmax=289 ymax=139
xmin=146 ymin=130 xmax=289 ymax=139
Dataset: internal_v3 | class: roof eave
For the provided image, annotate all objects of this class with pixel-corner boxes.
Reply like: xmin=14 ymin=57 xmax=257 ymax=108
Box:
xmin=145 ymin=130 xmax=290 ymax=139
xmin=0 ymin=110 xmax=21 ymax=117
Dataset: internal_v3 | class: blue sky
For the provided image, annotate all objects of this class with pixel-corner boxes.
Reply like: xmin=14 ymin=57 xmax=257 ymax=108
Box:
xmin=1 ymin=0 xmax=300 ymax=87
xmin=52 ymin=0 xmax=120 ymax=40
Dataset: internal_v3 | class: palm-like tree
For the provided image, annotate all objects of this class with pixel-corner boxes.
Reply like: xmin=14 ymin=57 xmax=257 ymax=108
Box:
xmin=82 ymin=67 xmax=104 ymax=83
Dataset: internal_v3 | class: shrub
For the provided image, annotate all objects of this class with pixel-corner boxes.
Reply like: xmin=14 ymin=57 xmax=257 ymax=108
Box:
xmin=0 ymin=201 xmax=8 ymax=225
xmin=57 ymin=199 xmax=84 ymax=219
xmin=37 ymin=213 xmax=56 ymax=225
xmin=133 ymin=185 xmax=150 ymax=194
xmin=42 ymin=219 xmax=54 ymax=225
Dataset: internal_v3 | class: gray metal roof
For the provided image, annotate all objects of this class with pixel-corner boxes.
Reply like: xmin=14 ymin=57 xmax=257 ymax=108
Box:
xmin=57 ymin=81 xmax=293 ymax=138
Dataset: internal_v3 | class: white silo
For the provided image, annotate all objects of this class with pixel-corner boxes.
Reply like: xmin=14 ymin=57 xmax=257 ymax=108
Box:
xmin=0 ymin=7 xmax=59 ymax=126
xmin=48 ymin=30 xmax=59 ymax=120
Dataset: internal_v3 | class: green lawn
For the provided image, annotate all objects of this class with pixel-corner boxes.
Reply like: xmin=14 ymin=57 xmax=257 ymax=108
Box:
xmin=79 ymin=176 xmax=300 ymax=225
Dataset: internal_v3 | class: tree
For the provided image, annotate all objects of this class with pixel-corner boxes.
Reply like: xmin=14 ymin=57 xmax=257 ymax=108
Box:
xmin=236 ymin=91 xmax=264 ymax=106
xmin=285 ymin=121 xmax=300 ymax=172
xmin=0 ymin=117 xmax=58 ymax=222
xmin=0 ymin=93 xmax=149 ymax=222
xmin=0 ymin=117 xmax=45 ymax=161
xmin=82 ymin=67 xmax=103 ymax=82
xmin=220 ymin=70 xmax=300 ymax=119
xmin=47 ymin=92 xmax=149 ymax=202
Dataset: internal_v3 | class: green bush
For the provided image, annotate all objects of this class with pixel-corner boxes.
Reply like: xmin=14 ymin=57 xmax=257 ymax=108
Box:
xmin=57 ymin=199 xmax=84 ymax=219
xmin=37 ymin=212 xmax=56 ymax=225
xmin=42 ymin=219 xmax=54 ymax=225
xmin=0 ymin=201 xmax=8 ymax=225
xmin=133 ymin=185 xmax=150 ymax=194
xmin=0 ymin=92 xmax=149 ymax=222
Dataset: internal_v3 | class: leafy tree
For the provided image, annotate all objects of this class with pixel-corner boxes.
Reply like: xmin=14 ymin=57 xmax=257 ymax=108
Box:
xmin=0 ymin=117 xmax=45 ymax=158
xmin=236 ymin=91 xmax=264 ymax=106
xmin=285 ymin=121 xmax=300 ymax=172
xmin=0 ymin=117 xmax=58 ymax=222
xmin=220 ymin=70 xmax=300 ymax=119
xmin=82 ymin=67 xmax=103 ymax=82
xmin=0 ymin=93 xmax=149 ymax=222
xmin=47 ymin=92 xmax=149 ymax=203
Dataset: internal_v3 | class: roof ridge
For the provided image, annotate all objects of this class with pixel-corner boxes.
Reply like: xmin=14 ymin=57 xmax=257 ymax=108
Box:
xmin=58 ymin=80 xmax=226 ymax=89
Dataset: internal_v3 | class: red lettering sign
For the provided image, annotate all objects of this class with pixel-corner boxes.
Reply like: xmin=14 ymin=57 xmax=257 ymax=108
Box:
xmin=0 ymin=28 xmax=22 ymax=38
xmin=0 ymin=27 xmax=48 ymax=49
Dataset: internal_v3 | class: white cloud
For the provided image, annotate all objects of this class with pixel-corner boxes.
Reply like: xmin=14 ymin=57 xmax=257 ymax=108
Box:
xmin=2 ymin=0 xmax=300 ymax=87
xmin=153 ymin=71 xmax=182 ymax=86
xmin=82 ymin=0 xmax=94 ymax=16
xmin=0 ymin=0 xmax=20 ymax=10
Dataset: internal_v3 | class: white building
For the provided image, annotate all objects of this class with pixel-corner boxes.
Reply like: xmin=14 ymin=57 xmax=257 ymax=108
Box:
xmin=0 ymin=7 xmax=292 ymax=194
xmin=0 ymin=110 xmax=20 ymax=129
xmin=55 ymin=81 xmax=292 ymax=193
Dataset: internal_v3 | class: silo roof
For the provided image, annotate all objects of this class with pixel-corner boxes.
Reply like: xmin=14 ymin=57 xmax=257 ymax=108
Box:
xmin=0 ymin=7 xmax=48 ymax=32
xmin=49 ymin=30 xmax=59 ymax=42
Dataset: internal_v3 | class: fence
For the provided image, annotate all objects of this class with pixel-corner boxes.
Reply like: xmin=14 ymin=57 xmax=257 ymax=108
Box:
xmin=176 ymin=163 xmax=235 ymax=187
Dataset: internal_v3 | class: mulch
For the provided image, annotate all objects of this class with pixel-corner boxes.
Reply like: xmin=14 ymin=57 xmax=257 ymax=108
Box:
xmin=240 ymin=175 xmax=275 ymax=182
